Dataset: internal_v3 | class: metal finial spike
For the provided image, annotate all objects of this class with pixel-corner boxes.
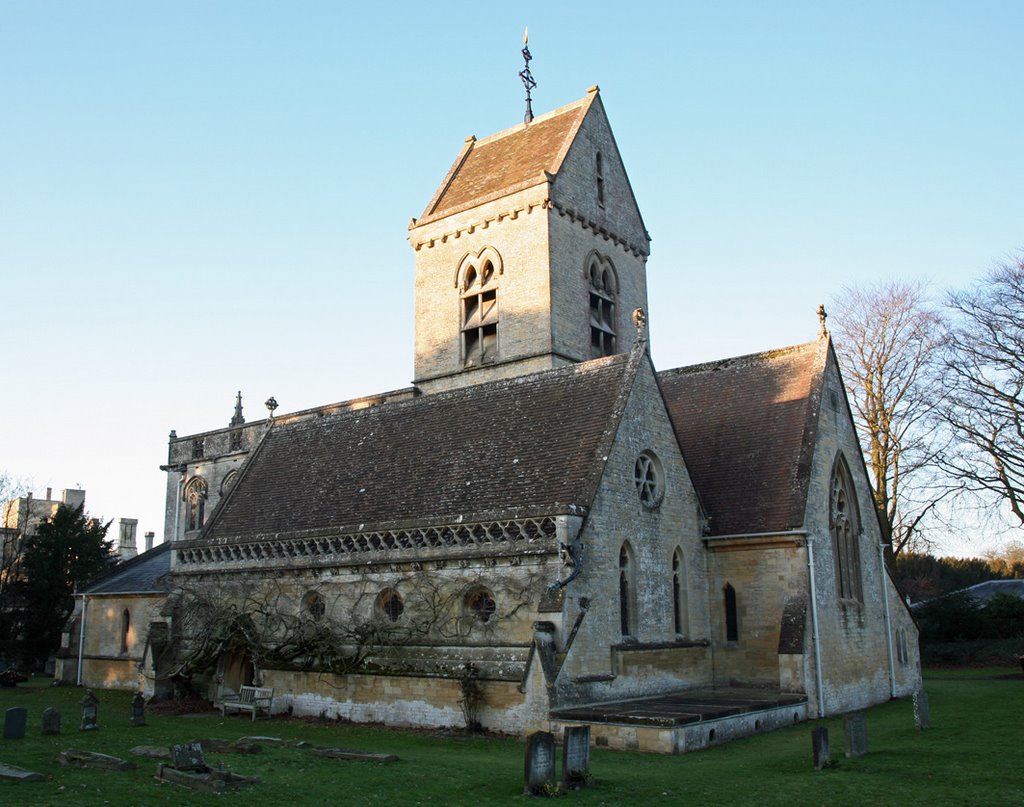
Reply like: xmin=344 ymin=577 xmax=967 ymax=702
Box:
xmin=519 ymin=28 xmax=537 ymax=124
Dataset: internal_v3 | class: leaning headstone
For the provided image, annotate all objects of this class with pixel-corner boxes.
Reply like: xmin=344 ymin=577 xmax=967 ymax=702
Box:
xmin=170 ymin=741 xmax=208 ymax=772
xmin=844 ymin=711 xmax=868 ymax=758
xmin=130 ymin=692 xmax=146 ymax=727
xmin=4 ymin=706 xmax=27 ymax=740
xmin=811 ymin=727 xmax=830 ymax=770
xmin=79 ymin=690 xmax=99 ymax=731
xmin=0 ymin=762 xmax=45 ymax=782
xmin=913 ymin=689 xmax=931 ymax=730
xmin=41 ymin=707 xmax=61 ymax=736
xmin=523 ymin=730 xmax=556 ymax=796
xmin=561 ymin=725 xmax=591 ymax=790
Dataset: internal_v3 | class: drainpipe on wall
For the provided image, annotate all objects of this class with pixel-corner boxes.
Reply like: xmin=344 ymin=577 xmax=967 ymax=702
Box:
xmin=76 ymin=594 xmax=88 ymax=686
xmin=880 ymin=541 xmax=897 ymax=698
xmin=806 ymin=540 xmax=825 ymax=718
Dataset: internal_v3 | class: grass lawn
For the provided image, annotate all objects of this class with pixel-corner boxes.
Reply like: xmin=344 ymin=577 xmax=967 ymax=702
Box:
xmin=0 ymin=669 xmax=1021 ymax=806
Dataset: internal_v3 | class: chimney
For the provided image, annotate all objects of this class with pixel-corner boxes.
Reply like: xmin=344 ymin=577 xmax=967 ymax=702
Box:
xmin=46 ymin=487 xmax=52 ymax=500
xmin=117 ymin=518 xmax=139 ymax=560
xmin=144 ymin=531 xmax=155 ymax=552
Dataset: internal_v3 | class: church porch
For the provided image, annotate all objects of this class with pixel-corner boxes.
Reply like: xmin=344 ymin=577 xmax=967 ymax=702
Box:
xmin=548 ymin=687 xmax=808 ymax=754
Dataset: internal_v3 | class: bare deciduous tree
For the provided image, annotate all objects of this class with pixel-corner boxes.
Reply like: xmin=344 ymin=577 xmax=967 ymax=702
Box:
xmin=829 ymin=281 xmax=950 ymax=555
xmin=941 ymin=257 xmax=1024 ymax=526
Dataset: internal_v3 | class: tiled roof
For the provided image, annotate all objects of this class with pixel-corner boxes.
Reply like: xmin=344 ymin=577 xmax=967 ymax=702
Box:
xmin=81 ymin=542 xmax=171 ymax=595
xmin=659 ymin=341 xmax=826 ymax=536
xmin=420 ymin=94 xmax=592 ymax=222
xmin=206 ymin=353 xmax=635 ymax=541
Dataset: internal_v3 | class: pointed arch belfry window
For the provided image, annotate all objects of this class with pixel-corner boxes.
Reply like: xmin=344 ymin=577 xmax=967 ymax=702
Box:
xmin=588 ymin=254 xmax=617 ymax=358
xmin=184 ymin=477 xmax=208 ymax=531
xmin=830 ymin=454 xmax=863 ymax=602
xmin=458 ymin=247 xmax=502 ymax=367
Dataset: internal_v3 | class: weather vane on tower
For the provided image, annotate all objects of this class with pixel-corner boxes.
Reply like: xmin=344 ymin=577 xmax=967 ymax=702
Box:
xmin=519 ymin=27 xmax=537 ymax=124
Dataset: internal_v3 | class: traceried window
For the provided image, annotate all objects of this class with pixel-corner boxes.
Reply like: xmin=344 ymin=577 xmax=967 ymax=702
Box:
xmin=830 ymin=454 xmax=863 ymax=602
xmin=588 ymin=255 xmax=617 ymax=358
xmin=723 ymin=583 xmax=738 ymax=642
xmin=460 ymin=251 xmax=500 ymax=367
xmin=184 ymin=477 xmax=208 ymax=531
xmin=634 ymin=451 xmax=664 ymax=509
xmin=465 ymin=587 xmax=496 ymax=624
xmin=376 ymin=588 xmax=404 ymax=623
xmin=672 ymin=548 xmax=687 ymax=636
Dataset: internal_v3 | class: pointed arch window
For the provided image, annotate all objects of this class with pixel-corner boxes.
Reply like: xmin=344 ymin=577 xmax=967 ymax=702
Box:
xmin=672 ymin=548 xmax=687 ymax=636
xmin=460 ymin=251 xmax=500 ymax=366
xmin=588 ymin=255 xmax=617 ymax=358
xmin=184 ymin=477 xmax=208 ymax=531
xmin=619 ymin=543 xmax=636 ymax=638
xmin=120 ymin=608 xmax=131 ymax=654
xmin=830 ymin=454 xmax=863 ymax=602
xmin=724 ymin=583 xmax=738 ymax=642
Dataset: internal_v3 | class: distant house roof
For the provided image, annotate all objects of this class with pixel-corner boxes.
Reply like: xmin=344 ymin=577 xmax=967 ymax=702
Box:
xmin=419 ymin=93 xmax=593 ymax=223
xmin=80 ymin=542 xmax=171 ymax=595
xmin=659 ymin=340 xmax=827 ymax=536
xmin=205 ymin=351 xmax=638 ymax=542
xmin=955 ymin=579 xmax=1024 ymax=604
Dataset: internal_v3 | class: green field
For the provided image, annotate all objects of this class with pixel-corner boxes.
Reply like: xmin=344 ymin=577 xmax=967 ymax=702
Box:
xmin=0 ymin=670 xmax=1020 ymax=806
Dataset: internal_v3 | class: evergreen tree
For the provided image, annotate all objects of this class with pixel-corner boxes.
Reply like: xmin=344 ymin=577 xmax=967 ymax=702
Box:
xmin=16 ymin=503 xmax=112 ymax=666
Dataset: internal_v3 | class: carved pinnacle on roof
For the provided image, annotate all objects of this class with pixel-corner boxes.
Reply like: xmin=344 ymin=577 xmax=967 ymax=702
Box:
xmin=632 ymin=307 xmax=648 ymax=336
xmin=230 ymin=390 xmax=245 ymax=427
xmin=519 ymin=27 xmax=537 ymax=124
xmin=817 ymin=304 xmax=829 ymax=339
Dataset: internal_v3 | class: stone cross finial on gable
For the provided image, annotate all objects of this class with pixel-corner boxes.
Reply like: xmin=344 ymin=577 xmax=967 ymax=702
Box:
xmin=632 ymin=307 xmax=648 ymax=336
xmin=817 ymin=304 xmax=829 ymax=339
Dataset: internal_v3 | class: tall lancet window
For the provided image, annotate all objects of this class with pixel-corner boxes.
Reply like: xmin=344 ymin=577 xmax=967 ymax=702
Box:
xmin=589 ymin=255 xmax=617 ymax=358
xmin=618 ymin=543 xmax=636 ymax=638
xmin=461 ymin=252 xmax=499 ymax=366
xmin=830 ymin=454 xmax=863 ymax=602
xmin=672 ymin=548 xmax=687 ymax=636
xmin=596 ymin=151 xmax=605 ymax=207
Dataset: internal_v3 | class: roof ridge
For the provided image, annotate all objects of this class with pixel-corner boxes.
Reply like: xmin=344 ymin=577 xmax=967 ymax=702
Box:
xmin=659 ymin=339 xmax=822 ymax=377
xmin=471 ymin=93 xmax=592 ymax=149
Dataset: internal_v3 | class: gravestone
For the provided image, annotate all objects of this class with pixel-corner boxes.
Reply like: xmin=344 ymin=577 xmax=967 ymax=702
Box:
xmin=523 ymin=730 xmax=556 ymax=795
xmin=913 ymin=689 xmax=930 ymax=730
xmin=811 ymin=727 xmax=830 ymax=770
xmin=171 ymin=741 xmax=208 ymax=772
xmin=80 ymin=689 xmax=99 ymax=731
xmin=42 ymin=707 xmax=61 ymax=735
xmin=561 ymin=725 xmax=590 ymax=789
xmin=4 ymin=706 xmax=27 ymax=739
xmin=843 ymin=711 xmax=868 ymax=758
xmin=131 ymin=692 xmax=146 ymax=727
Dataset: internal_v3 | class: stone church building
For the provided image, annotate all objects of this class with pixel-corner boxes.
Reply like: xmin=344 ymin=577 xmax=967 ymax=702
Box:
xmin=146 ymin=87 xmax=919 ymax=752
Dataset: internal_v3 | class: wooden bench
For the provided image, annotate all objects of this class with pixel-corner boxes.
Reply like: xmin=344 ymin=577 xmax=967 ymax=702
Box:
xmin=216 ymin=686 xmax=274 ymax=721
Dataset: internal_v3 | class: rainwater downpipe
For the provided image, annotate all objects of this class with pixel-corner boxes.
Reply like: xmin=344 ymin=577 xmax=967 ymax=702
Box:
xmin=806 ymin=540 xmax=825 ymax=718
xmin=880 ymin=541 xmax=897 ymax=698
xmin=76 ymin=594 xmax=88 ymax=686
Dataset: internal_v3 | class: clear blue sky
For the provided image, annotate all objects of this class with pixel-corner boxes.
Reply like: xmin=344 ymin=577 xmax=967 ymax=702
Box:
xmin=2 ymin=2 xmax=1021 ymax=555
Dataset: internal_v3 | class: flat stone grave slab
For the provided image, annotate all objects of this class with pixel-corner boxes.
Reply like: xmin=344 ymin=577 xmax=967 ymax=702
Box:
xmin=311 ymin=747 xmax=398 ymax=763
xmin=155 ymin=763 xmax=261 ymax=793
xmin=195 ymin=738 xmax=262 ymax=754
xmin=238 ymin=735 xmax=311 ymax=748
xmin=130 ymin=746 xmax=172 ymax=760
xmin=59 ymin=749 xmax=136 ymax=771
xmin=4 ymin=707 xmax=27 ymax=739
xmin=0 ymin=762 xmax=45 ymax=782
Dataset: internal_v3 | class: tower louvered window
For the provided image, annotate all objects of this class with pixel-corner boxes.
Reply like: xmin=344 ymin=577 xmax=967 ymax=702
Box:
xmin=461 ymin=258 xmax=498 ymax=366
xmin=589 ymin=257 xmax=617 ymax=358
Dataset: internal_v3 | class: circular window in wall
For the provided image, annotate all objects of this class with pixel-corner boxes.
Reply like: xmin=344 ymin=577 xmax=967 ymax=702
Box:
xmin=634 ymin=451 xmax=665 ymax=508
xmin=376 ymin=588 xmax=404 ymax=623
xmin=465 ymin=587 xmax=497 ymax=624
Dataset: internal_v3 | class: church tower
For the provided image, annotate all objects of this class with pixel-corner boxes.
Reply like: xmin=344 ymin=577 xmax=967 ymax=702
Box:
xmin=409 ymin=87 xmax=651 ymax=393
